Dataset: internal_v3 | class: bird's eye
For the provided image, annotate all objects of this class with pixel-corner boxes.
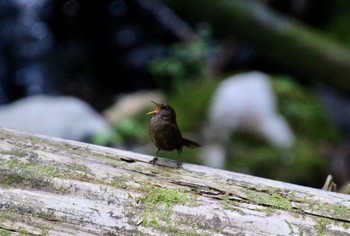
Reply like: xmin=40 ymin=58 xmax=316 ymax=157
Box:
xmin=162 ymin=113 xmax=171 ymax=121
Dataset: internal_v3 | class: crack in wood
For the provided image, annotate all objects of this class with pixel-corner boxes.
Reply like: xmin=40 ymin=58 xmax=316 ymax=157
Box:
xmin=169 ymin=179 xmax=249 ymax=203
xmin=0 ymin=226 xmax=22 ymax=234
xmin=120 ymin=157 xmax=136 ymax=163
xmin=300 ymin=209 xmax=350 ymax=224
xmin=128 ymin=168 xmax=157 ymax=177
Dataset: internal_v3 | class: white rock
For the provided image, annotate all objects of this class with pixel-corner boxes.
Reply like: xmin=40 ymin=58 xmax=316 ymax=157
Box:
xmin=0 ymin=95 xmax=112 ymax=141
xmin=200 ymin=71 xmax=294 ymax=168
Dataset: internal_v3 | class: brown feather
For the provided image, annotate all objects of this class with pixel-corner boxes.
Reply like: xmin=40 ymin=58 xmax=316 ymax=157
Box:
xmin=182 ymin=138 xmax=201 ymax=148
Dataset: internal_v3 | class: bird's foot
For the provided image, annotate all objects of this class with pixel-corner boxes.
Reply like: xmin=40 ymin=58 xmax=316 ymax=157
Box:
xmin=176 ymin=161 xmax=183 ymax=169
xmin=149 ymin=156 xmax=158 ymax=165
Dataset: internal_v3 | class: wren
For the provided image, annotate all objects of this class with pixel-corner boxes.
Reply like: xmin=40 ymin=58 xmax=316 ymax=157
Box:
xmin=147 ymin=101 xmax=200 ymax=168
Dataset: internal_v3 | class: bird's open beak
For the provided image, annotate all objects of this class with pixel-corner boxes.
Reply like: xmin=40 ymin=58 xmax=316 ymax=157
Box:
xmin=146 ymin=101 xmax=161 ymax=115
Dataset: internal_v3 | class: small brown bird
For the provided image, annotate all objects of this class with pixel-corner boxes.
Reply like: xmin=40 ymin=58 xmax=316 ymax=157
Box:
xmin=147 ymin=101 xmax=200 ymax=168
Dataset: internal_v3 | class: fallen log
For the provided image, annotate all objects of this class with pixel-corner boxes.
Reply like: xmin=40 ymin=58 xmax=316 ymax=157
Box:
xmin=0 ymin=127 xmax=349 ymax=235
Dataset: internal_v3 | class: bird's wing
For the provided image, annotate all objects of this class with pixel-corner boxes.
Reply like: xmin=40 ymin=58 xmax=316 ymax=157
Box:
xmin=169 ymin=123 xmax=183 ymax=149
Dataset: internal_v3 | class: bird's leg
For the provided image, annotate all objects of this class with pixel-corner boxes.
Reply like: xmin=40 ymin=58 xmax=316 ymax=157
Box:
xmin=150 ymin=156 xmax=158 ymax=164
xmin=176 ymin=150 xmax=183 ymax=168
xmin=176 ymin=161 xmax=182 ymax=168
xmin=149 ymin=149 xmax=160 ymax=165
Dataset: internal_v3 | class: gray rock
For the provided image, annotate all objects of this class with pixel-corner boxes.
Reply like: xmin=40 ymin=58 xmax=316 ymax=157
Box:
xmin=0 ymin=95 xmax=112 ymax=141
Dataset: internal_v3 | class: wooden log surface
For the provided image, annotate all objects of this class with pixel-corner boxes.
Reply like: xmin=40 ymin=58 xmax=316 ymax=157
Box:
xmin=0 ymin=127 xmax=349 ymax=235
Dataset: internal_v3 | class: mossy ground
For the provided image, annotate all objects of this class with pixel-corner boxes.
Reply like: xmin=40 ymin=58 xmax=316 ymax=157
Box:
xmin=243 ymin=186 xmax=293 ymax=215
xmin=0 ymin=158 xmax=94 ymax=190
xmin=139 ymin=186 xmax=190 ymax=227
xmin=0 ymin=229 xmax=11 ymax=236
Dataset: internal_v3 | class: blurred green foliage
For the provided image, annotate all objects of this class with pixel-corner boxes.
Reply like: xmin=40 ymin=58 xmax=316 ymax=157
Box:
xmin=92 ymin=110 xmax=151 ymax=148
xmin=272 ymin=77 xmax=340 ymax=142
xmin=112 ymin=114 xmax=150 ymax=147
xmin=167 ymin=79 xmax=217 ymax=131
xmin=149 ymin=24 xmax=212 ymax=92
xmin=328 ymin=0 xmax=350 ymax=47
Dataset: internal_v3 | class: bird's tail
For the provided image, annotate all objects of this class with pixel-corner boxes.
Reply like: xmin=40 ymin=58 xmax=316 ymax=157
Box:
xmin=182 ymin=138 xmax=201 ymax=148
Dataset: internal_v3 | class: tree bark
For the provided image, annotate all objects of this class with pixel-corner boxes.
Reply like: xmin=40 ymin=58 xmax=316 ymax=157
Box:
xmin=0 ymin=127 xmax=349 ymax=235
xmin=164 ymin=0 xmax=350 ymax=94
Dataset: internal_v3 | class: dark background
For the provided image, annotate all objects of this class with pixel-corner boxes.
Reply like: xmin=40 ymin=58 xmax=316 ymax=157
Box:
xmin=0 ymin=0 xmax=340 ymax=108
